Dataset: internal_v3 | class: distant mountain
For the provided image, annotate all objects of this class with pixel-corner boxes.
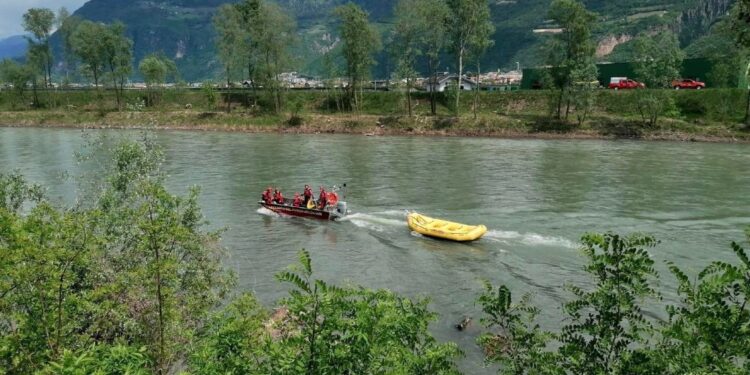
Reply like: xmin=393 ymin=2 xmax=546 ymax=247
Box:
xmin=0 ymin=35 xmax=28 ymax=59
xmin=55 ymin=0 xmax=735 ymax=81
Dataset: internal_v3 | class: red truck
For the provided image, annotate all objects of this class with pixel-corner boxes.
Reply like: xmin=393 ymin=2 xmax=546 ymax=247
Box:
xmin=608 ymin=77 xmax=645 ymax=90
xmin=672 ymin=79 xmax=705 ymax=90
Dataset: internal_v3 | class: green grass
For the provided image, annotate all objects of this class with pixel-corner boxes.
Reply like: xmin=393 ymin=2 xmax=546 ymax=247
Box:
xmin=1 ymin=88 xmax=747 ymax=140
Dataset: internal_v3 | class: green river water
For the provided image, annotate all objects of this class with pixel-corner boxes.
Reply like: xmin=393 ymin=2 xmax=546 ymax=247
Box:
xmin=2 ymin=127 xmax=749 ymax=373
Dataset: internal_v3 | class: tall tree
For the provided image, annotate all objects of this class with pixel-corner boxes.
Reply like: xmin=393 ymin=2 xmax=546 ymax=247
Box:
xmin=213 ymin=4 xmax=246 ymax=87
xmin=101 ymin=22 xmax=133 ymax=109
xmin=545 ymin=0 xmax=598 ymax=120
xmin=0 ymin=59 xmax=34 ymax=107
xmin=236 ymin=0 xmax=262 ymax=103
xmin=633 ymin=31 xmax=685 ymax=89
xmin=468 ymin=12 xmax=494 ymax=120
xmin=446 ymin=0 xmax=493 ymax=115
xmin=334 ymin=3 xmax=381 ymax=112
xmin=631 ymin=31 xmax=684 ymax=127
xmin=26 ymin=43 xmax=46 ymax=107
xmin=71 ymin=20 xmax=106 ymax=87
xmin=57 ymin=7 xmax=81 ymax=85
xmin=250 ymin=1 xmax=296 ymax=113
xmin=421 ymin=0 xmax=450 ymax=115
xmin=391 ymin=0 xmax=427 ymax=117
xmin=731 ymin=0 xmax=750 ymax=125
xmin=22 ymin=8 xmax=55 ymax=88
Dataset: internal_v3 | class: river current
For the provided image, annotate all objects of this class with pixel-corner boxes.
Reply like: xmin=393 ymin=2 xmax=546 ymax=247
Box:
xmin=2 ymin=127 xmax=749 ymax=373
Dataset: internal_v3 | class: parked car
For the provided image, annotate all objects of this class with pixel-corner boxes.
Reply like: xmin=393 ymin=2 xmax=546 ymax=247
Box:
xmin=671 ymin=79 xmax=705 ymax=90
xmin=608 ymin=77 xmax=645 ymax=90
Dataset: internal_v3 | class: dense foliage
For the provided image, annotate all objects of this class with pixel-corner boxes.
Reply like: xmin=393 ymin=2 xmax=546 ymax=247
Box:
xmin=191 ymin=250 xmax=462 ymax=374
xmin=478 ymin=232 xmax=750 ymax=375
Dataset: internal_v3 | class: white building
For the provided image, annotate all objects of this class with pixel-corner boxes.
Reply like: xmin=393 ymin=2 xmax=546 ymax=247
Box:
xmin=424 ymin=74 xmax=477 ymax=92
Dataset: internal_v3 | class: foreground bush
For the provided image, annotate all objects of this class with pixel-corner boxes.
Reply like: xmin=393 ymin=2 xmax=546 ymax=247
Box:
xmin=190 ymin=250 xmax=462 ymax=374
xmin=0 ymin=137 xmax=460 ymax=375
xmin=479 ymin=233 xmax=750 ymax=375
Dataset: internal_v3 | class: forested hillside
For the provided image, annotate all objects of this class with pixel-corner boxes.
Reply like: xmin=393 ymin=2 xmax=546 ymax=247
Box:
xmin=56 ymin=0 xmax=735 ymax=80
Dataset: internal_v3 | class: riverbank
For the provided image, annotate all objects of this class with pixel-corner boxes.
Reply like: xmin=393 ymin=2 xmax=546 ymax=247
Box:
xmin=2 ymin=88 xmax=749 ymax=142
xmin=1 ymin=109 xmax=749 ymax=143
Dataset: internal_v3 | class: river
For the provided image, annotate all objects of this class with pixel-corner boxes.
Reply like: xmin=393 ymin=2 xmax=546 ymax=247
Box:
xmin=2 ymin=127 xmax=750 ymax=373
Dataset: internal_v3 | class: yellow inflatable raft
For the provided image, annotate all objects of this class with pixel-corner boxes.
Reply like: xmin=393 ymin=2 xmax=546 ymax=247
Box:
xmin=407 ymin=212 xmax=487 ymax=242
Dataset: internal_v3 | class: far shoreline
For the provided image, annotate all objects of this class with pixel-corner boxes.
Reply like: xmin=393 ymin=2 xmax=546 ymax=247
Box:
xmin=1 ymin=112 xmax=749 ymax=144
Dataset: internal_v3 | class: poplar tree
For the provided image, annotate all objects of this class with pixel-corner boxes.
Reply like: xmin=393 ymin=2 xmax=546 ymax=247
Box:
xmin=22 ymin=8 xmax=55 ymax=88
xmin=546 ymin=0 xmax=598 ymax=120
xmin=446 ymin=0 xmax=493 ymax=116
xmin=730 ymin=0 xmax=750 ymax=125
xmin=71 ymin=21 xmax=106 ymax=87
xmin=391 ymin=0 xmax=428 ymax=117
xmin=56 ymin=8 xmax=82 ymax=85
xmin=101 ymin=22 xmax=133 ymax=110
xmin=213 ymin=4 xmax=245 ymax=87
xmin=421 ymin=0 xmax=450 ymax=115
xmin=250 ymin=1 xmax=296 ymax=113
xmin=334 ymin=3 xmax=381 ymax=112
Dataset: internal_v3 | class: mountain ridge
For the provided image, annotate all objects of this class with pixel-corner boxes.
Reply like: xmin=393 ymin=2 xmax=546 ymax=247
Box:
xmin=53 ymin=0 xmax=736 ymax=81
xmin=0 ymin=35 xmax=28 ymax=60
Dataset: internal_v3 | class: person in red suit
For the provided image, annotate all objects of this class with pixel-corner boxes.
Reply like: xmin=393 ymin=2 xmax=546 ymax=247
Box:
xmin=318 ymin=186 xmax=327 ymax=209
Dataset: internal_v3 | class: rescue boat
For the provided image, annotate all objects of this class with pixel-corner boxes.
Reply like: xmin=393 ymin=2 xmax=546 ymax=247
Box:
xmin=259 ymin=187 xmax=348 ymax=221
xmin=407 ymin=212 xmax=487 ymax=242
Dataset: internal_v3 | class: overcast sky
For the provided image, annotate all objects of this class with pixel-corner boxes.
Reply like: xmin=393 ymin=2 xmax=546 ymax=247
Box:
xmin=0 ymin=0 xmax=88 ymax=39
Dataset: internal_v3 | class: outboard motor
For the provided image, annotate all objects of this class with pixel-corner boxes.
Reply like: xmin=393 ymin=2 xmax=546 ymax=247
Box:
xmin=336 ymin=201 xmax=348 ymax=217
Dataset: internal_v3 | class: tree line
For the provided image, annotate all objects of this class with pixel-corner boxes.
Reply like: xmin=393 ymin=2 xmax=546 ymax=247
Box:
xmin=2 ymin=0 xmax=750 ymax=125
xmin=1 ymin=137 xmax=749 ymax=374
xmin=0 ymin=7 xmax=178 ymax=110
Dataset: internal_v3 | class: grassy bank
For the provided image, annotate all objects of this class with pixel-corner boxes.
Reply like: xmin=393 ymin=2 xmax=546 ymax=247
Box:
xmin=1 ymin=88 xmax=749 ymax=142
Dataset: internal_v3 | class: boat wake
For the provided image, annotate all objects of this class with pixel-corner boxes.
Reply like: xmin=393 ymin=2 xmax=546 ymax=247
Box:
xmin=256 ymin=207 xmax=280 ymax=217
xmin=340 ymin=212 xmax=404 ymax=232
xmin=485 ymin=230 xmax=578 ymax=249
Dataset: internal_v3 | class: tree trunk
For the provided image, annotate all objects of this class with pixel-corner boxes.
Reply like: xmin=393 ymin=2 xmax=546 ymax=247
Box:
xmin=456 ymin=49 xmax=463 ymax=115
xmin=406 ymin=76 xmax=412 ymax=117
xmin=473 ymin=62 xmax=480 ymax=120
xmin=31 ymin=78 xmax=39 ymax=108
xmin=428 ymin=59 xmax=437 ymax=116
xmin=146 ymin=205 xmax=167 ymax=375
xmin=745 ymin=88 xmax=750 ymax=127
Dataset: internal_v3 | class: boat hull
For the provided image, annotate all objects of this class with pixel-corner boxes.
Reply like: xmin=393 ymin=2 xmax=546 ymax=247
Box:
xmin=260 ymin=201 xmax=339 ymax=220
xmin=407 ymin=212 xmax=487 ymax=242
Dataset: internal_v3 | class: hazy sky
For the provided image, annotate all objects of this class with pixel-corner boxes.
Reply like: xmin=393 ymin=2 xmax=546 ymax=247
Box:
xmin=0 ymin=0 xmax=88 ymax=39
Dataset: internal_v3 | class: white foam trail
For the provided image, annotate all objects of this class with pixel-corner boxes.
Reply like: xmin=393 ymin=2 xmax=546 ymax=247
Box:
xmin=485 ymin=230 xmax=578 ymax=249
xmin=372 ymin=210 xmax=408 ymax=218
xmin=341 ymin=213 xmax=404 ymax=227
xmin=256 ymin=207 xmax=280 ymax=217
